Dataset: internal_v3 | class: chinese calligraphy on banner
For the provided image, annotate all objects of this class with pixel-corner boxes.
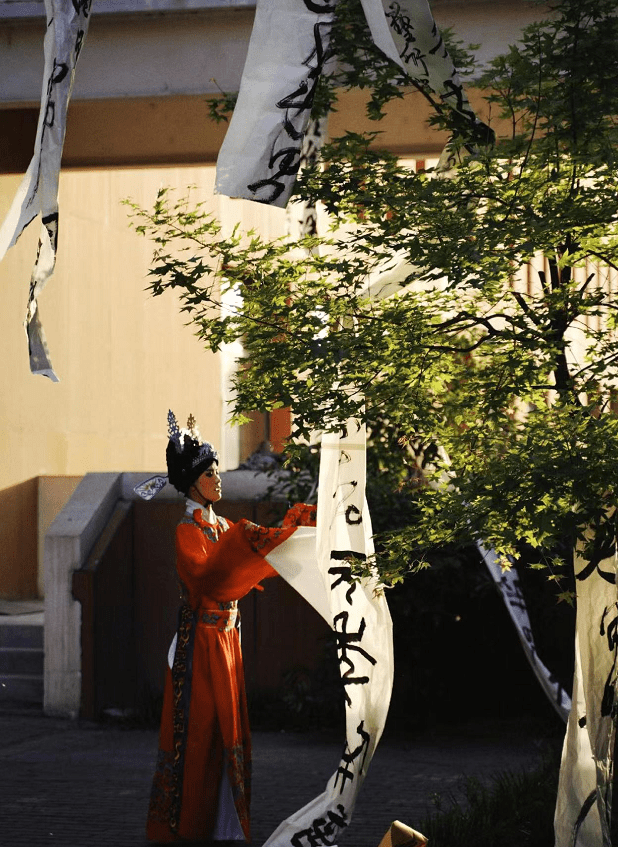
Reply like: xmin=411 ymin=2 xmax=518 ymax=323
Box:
xmin=554 ymin=545 xmax=618 ymax=847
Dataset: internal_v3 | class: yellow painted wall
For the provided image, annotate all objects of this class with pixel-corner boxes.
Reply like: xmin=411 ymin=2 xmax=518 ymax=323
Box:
xmin=1 ymin=166 xmax=217 ymax=486
xmin=0 ymin=165 xmax=286 ymax=486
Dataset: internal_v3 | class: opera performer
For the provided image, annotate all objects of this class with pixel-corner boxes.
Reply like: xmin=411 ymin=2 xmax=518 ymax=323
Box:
xmin=145 ymin=411 xmax=315 ymax=843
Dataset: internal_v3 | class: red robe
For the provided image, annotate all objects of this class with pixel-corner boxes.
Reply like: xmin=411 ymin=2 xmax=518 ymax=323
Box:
xmin=146 ymin=508 xmax=298 ymax=843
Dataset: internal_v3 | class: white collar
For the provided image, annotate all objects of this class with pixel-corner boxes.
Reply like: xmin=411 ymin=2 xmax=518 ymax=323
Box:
xmin=185 ymin=497 xmax=202 ymax=514
xmin=185 ymin=497 xmax=216 ymax=524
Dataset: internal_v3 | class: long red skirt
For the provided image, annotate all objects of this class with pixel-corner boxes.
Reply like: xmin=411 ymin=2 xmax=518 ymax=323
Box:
xmin=146 ymin=607 xmax=251 ymax=843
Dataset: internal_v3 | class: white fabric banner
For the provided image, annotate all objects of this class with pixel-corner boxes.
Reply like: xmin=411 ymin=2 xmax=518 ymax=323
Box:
xmin=216 ymin=0 xmax=477 ymax=207
xmin=0 ymin=0 xmax=92 ymax=381
xmin=216 ymin=0 xmax=336 ymax=207
xmin=361 ymin=0 xmax=475 ymax=121
xmin=554 ymin=546 xmax=618 ymax=847
xmin=477 ymin=543 xmax=571 ymax=723
xmin=285 ymin=114 xmax=329 ymax=240
xmin=263 ymin=420 xmax=394 ymax=847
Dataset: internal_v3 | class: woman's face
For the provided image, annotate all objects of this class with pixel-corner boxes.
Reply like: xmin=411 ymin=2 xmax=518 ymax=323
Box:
xmin=194 ymin=463 xmax=222 ymax=503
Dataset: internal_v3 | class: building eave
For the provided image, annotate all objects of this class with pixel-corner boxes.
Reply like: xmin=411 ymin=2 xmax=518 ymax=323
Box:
xmin=0 ymin=0 xmax=256 ymax=21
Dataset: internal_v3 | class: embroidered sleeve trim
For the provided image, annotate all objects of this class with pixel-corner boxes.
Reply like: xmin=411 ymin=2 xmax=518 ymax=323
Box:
xmin=242 ymin=521 xmax=288 ymax=553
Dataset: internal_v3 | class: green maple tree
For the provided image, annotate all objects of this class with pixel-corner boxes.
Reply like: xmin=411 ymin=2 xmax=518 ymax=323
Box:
xmin=127 ymin=0 xmax=618 ymax=588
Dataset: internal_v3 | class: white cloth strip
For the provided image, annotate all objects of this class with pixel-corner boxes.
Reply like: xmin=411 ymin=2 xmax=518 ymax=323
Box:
xmin=554 ymin=546 xmax=618 ymax=847
xmin=0 ymin=0 xmax=92 ymax=380
xmin=477 ymin=543 xmax=571 ymax=723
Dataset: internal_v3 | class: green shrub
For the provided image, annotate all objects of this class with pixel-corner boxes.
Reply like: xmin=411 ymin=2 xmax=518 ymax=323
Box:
xmin=421 ymin=754 xmax=560 ymax=847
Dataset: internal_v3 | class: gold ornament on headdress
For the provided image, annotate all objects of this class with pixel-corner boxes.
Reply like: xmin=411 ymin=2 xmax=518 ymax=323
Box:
xmin=186 ymin=413 xmax=200 ymax=441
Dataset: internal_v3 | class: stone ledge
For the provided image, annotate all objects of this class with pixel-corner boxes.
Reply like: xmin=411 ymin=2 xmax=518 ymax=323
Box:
xmin=44 ymin=473 xmax=122 ymax=718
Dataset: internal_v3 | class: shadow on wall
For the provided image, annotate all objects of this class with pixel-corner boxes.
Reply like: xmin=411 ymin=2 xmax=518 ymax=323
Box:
xmin=0 ymin=476 xmax=82 ymax=601
xmin=0 ymin=478 xmax=38 ymax=600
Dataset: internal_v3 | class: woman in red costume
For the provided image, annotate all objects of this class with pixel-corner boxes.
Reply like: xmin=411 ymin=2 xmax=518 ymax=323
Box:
xmin=146 ymin=412 xmax=314 ymax=844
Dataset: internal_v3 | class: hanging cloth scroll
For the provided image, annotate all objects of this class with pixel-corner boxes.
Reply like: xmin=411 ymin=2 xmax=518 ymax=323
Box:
xmin=554 ymin=544 xmax=618 ymax=847
xmin=215 ymin=0 xmax=481 ymax=207
xmin=216 ymin=0 xmax=336 ymax=207
xmin=0 ymin=0 xmax=92 ymax=381
xmin=477 ymin=543 xmax=571 ymax=723
xmin=285 ymin=114 xmax=329 ymax=240
xmin=261 ymin=419 xmax=395 ymax=847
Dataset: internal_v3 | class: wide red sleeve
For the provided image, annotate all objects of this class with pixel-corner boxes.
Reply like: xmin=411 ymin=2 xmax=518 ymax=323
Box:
xmin=282 ymin=503 xmax=317 ymax=527
xmin=176 ymin=519 xmax=296 ymax=604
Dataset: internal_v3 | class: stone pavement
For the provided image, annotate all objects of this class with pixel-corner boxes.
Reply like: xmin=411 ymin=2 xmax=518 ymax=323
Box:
xmin=0 ymin=704 xmax=554 ymax=847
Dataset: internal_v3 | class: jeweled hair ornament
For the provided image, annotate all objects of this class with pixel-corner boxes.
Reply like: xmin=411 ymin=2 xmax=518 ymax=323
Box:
xmin=168 ymin=409 xmax=182 ymax=453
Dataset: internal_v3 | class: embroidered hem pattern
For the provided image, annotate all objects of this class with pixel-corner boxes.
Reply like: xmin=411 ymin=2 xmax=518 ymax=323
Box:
xmin=148 ymin=749 xmax=176 ymax=824
xmin=228 ymin=740 xmax=251 ymax=839
xmin=169 ymin=604 xmax=195 ymax=833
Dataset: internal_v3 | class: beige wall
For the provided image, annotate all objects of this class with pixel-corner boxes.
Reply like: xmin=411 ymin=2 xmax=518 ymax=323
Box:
xmin=0 ymin=167 xmax=212 ymax=488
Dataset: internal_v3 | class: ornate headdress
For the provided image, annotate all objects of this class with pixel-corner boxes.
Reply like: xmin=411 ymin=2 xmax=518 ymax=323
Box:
xmin=133 ymin=411 xmax=218 ymax=500
xmin=165 ymin=410 xmax=218 ymax=495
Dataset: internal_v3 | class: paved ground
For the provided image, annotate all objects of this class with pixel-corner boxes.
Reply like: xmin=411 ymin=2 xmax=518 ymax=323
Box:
xmin=0 ymin=704 xmax=557 ymax=847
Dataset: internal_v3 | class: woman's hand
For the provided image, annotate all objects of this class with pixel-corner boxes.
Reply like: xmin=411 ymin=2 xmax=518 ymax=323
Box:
xmin=282 ymin=503 xmax=317 ymax=528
